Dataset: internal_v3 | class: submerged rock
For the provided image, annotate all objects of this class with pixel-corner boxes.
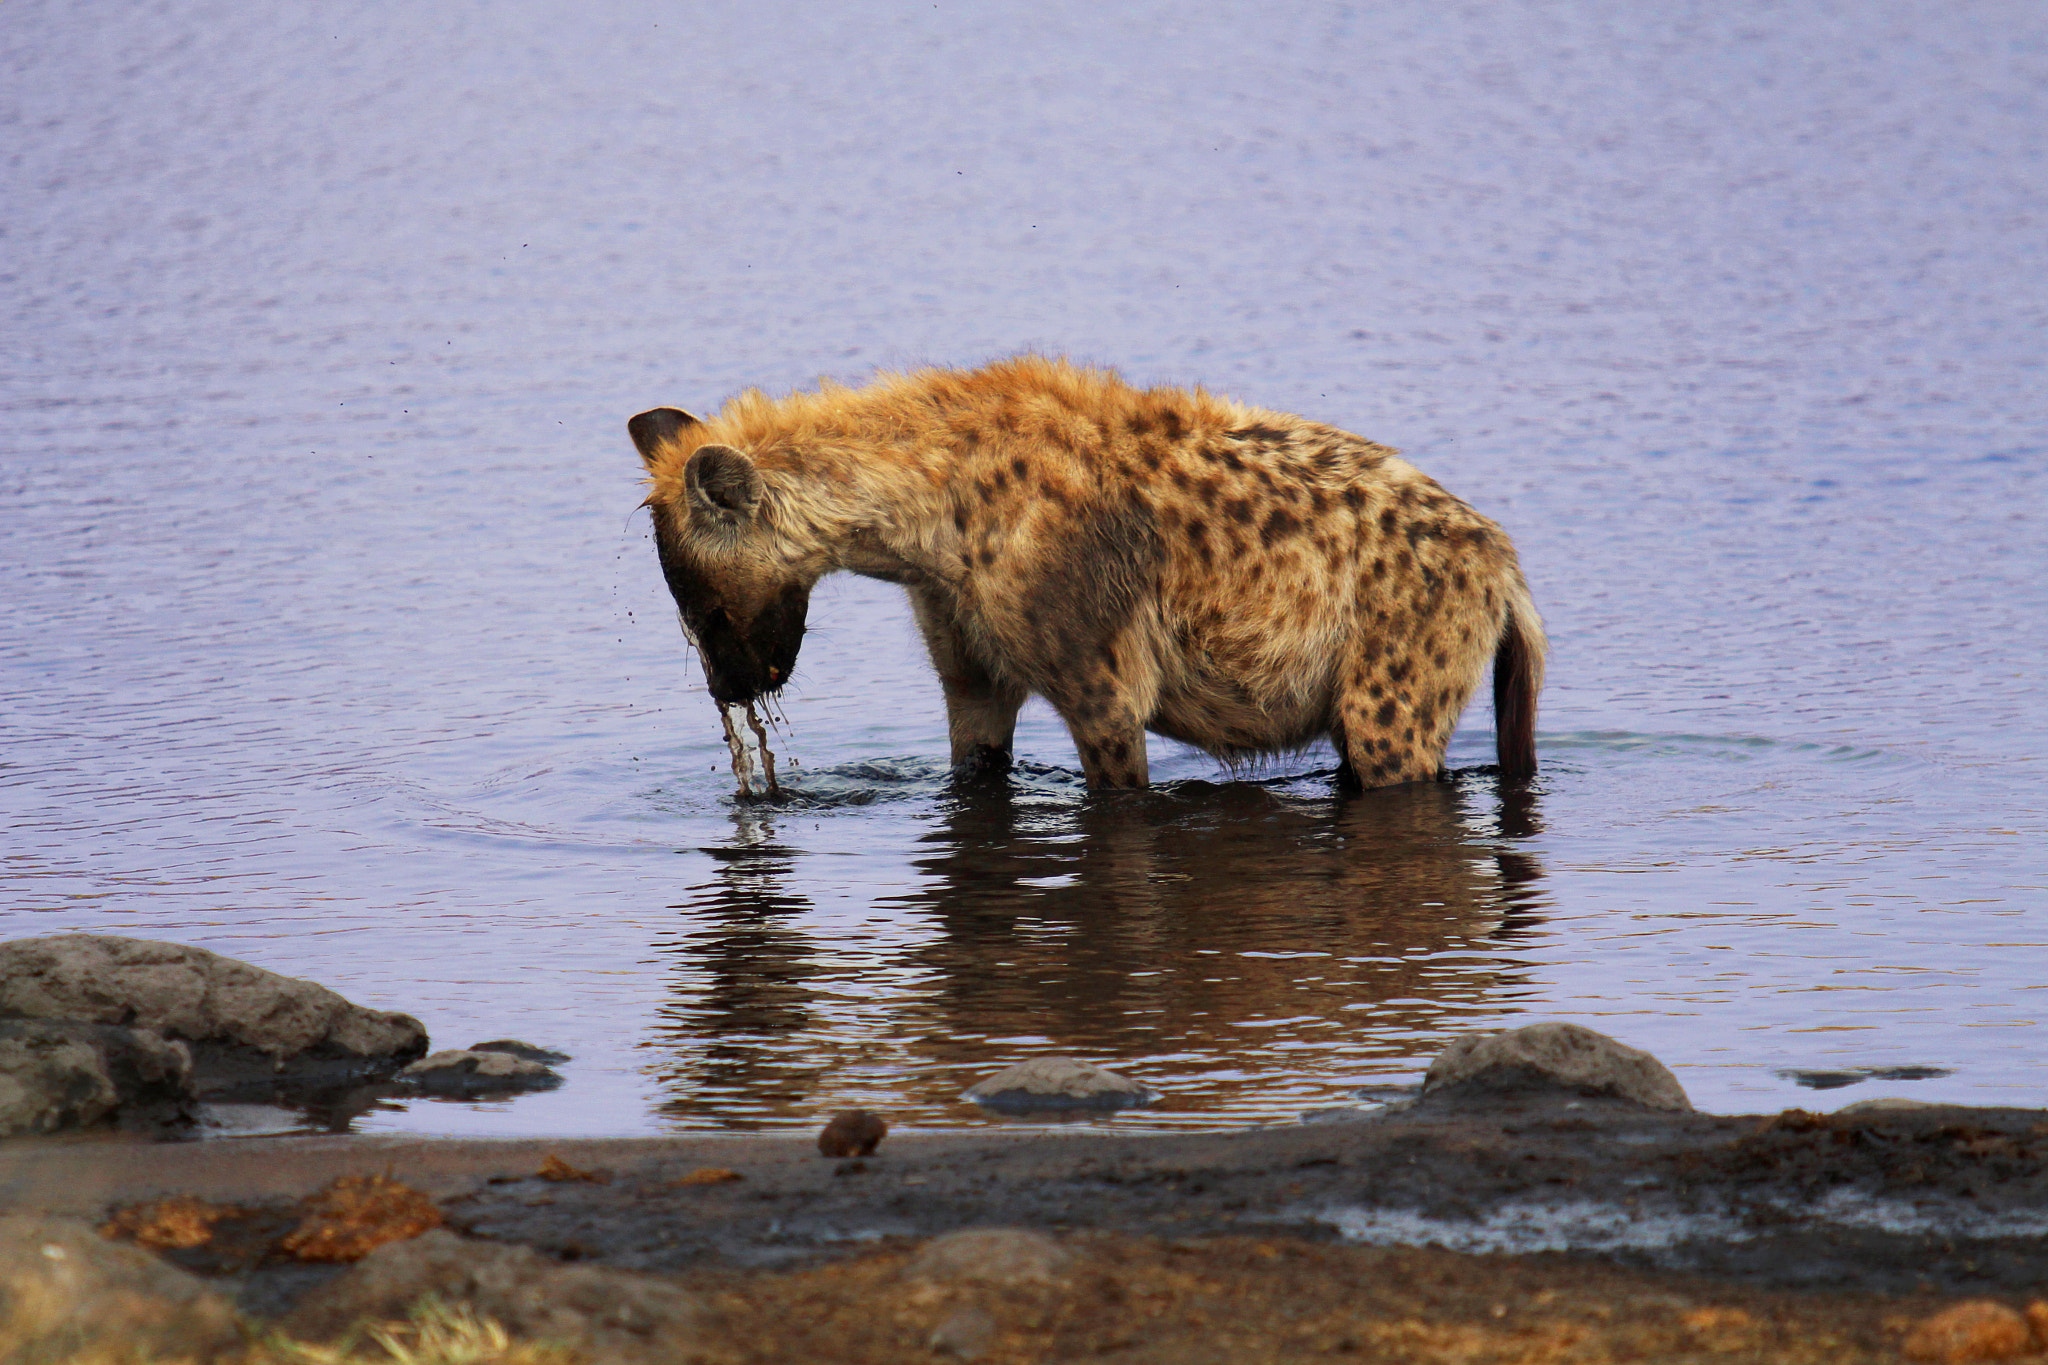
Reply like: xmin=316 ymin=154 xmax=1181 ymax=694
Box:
xmin=962 ymin=1057 xmax=1153 ymax=1112
xmin=467 ymin=1038 xmax=572 ymax=1063
xmin=0 ymin=934 xmax=428 ymax=1098
xmin=0 ymin=1215 xmax=243 ymax=1360
xmin=283 ymin=1228 xmax=705 ymax=1363
xmin=0 ymin=1019 xmax=195 ymax=1137
xmin=398 ymin=1048 xmax=563 ymax=1095
xmin=1420 ymin=1022 xmax=1692 ymax=1112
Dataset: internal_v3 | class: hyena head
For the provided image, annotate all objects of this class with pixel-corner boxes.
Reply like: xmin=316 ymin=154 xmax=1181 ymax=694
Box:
xmin=629 ymin=407 xmax=809 ymax=706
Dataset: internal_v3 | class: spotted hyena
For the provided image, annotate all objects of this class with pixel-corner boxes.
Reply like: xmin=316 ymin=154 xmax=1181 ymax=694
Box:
xmin=629 ymin=357 xmax=1544 ymax=791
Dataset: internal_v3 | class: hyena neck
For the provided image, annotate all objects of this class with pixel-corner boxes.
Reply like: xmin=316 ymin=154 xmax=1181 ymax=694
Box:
xmin=746 ymin=406 xmax=971 ymax=586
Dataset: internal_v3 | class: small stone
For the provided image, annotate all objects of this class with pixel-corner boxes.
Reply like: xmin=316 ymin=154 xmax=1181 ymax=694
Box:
xmin=1838 ymin=1096 xmax=1938 ymax=1115
xmin=281 ymin=1174 xmax=444 ymax=1263
xmin=906 ymin=1228 xmax=1072 ymax=1286
xmin=929 ymin=1303 xmax=999 ymax=1360
xmin=819 ymin=1108 xmax=888 ymax=1157
xmin=670 ymin=1167 xmax=744 ymax=1186
xmin=962 ymin=1057 xmax=1153 ymax=1112
xmin=399 ymin=1048 xmax=562 ymax=1094
xmin=1903 ymin=1300 xmax=2032 ymax=1362
xmin=1421 ymin=1022 xmax=1692 ymax=1112
xmin=0 ymin=1215 xmax=243 ymax=1360
xmin=538 ymin=1153 xmax=611 ymax=1184
xmin=467 ymin=1038 xmax=572 ymax=1062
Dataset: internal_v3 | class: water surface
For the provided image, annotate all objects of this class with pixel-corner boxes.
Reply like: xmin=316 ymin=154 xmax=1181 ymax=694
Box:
xmin=2 ymin=0 xmax=2043 ymax=1135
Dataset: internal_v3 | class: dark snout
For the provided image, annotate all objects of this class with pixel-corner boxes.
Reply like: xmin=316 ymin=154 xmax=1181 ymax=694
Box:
xmin=694 ymin=583 xmax=809 ymax=705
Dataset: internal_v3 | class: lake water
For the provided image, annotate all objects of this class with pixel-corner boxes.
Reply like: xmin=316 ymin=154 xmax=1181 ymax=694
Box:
xmin=3 ymin=0 xmax=2043 ymax=1137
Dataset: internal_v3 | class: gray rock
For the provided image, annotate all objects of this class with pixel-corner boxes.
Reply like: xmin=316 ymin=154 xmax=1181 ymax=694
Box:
xmin=0 ymin=934 xmax=427 ymax=1094
xmin=962 ymin=1057 xmax=1153 ymax=1112
xmin=905 ymin=1228 xmax=1073 ymax=1285
xmin=0 ymin=1019 xmax=194 ymax=1137
xmin=282 ymin=1228 xmax=705 ymax=1362
xmin=1420 ymin=1022 xmax=1692 ymax=1112
xmin=0 ymin=1215 xmax=242 ymax=1360
xmin=399 ymin=1048 xmax=563 ymax=1095
xmin=468 ymin=1038 xmax=572 ymax=1063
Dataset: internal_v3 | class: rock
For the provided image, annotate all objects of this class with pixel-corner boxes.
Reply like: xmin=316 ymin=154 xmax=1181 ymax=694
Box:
xmin=1902 ymin=1299 xmax=2033 ymax=1362
xmin=468 ymin=1038 xmax=572 ymax=1063
xmin=0 ymin=1215 xmax=243 ymax=1360
xmin=818 ymin=1108 xmax=888 ymax=1157
xmin=905 ymin=1228 xmax=1073 ymax=1286
xmin=962 ymin=1057 xmax=1153 ymax=1112
xmin=0 ymin=934 xmax=427 ymax=1095
xmin=1838 ymin=1096 xmax=1938 ymax=1115
xmin=399 ymin=1048 xmax=563 ymax=1095
xmin=1420 ymin=1022 xmax=1692 ymax=1112
xmin=0 ymin=1019 xmax=194 ymax=1137
xmin=282 ymin=1228 xmax=705 ymax=1363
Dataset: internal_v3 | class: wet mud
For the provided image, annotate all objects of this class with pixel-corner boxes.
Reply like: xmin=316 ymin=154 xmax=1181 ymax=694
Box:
xmin=11 ymin=1095 xmax=2048 ymax=1360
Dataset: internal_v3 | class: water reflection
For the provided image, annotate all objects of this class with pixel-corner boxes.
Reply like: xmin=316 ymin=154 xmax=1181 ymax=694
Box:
xmin=651 ymin=815 xmax=824 ymax=1126
xmin=648 ymin=771 xmax=1550 ymax=1127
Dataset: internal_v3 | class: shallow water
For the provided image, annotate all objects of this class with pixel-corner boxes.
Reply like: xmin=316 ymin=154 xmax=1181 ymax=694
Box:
xmin=2 ymin=0 xmax=2043 ymax=1136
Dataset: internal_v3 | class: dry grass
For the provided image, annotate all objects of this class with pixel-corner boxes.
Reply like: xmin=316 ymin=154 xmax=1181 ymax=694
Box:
xmin=260 ymin=1297 xmax=578 ymax=1365
xmin=1 ymin=1295 xmax=577 ymax=1365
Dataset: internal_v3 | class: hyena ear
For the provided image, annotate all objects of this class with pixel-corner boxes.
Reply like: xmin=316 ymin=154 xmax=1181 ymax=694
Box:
xmin=627 ymin=407 xmax=703 ymax=467
xmin=684 ymin=444 xmax=765 ymax=522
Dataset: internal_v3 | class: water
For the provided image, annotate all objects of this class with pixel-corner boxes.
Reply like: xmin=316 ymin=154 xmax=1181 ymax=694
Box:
xmin=2 ymin=0 xmax=2043 ymax=1137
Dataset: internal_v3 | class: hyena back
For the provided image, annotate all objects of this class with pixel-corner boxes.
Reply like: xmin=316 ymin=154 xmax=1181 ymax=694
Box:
xmin=629 ymin=356 xmax=1545 ymax=790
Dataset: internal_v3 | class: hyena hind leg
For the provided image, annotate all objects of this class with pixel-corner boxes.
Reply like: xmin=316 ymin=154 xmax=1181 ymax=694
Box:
xmin=1330 ymin=646 xmax=1472 ymax=790
xmin=909 ymin=590 xmax=1027 ymax=776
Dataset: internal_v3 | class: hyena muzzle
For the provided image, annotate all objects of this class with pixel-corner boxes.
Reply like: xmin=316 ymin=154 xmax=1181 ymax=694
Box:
xmin=629 ymin=357 xmax=1545 ymax=792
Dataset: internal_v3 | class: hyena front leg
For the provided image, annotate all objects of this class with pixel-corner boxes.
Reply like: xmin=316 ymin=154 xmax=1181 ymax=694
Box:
xmin=909 ymin=588 xmax=1026 ymax=775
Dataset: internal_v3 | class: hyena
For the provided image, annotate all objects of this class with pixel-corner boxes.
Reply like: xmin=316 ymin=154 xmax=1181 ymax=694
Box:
xmin=629 ymin=357 xmax=1545 ymax=791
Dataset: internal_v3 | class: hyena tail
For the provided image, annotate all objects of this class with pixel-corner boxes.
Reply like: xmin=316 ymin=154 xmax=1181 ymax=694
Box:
xmin=1491 ymin=588 xmax=1548 ymax=779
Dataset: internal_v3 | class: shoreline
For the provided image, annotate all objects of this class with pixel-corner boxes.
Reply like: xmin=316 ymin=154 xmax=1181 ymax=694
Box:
xmin=11 ymin=1094 xmax=2048 ymax=1361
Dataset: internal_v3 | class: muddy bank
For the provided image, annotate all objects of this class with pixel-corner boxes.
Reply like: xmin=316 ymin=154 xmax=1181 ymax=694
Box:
xmin=9 ymin=1092 xmax=2048 ymax=1361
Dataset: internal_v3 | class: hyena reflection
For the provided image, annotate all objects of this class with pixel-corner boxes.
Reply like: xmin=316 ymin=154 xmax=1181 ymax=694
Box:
xmin=630 ymin=357 xmax=1545 ymax=790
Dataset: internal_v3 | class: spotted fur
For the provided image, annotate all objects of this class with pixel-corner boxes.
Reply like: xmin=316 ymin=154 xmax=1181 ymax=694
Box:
xmin=630 ymin=356 xmax=1545 ymax=790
